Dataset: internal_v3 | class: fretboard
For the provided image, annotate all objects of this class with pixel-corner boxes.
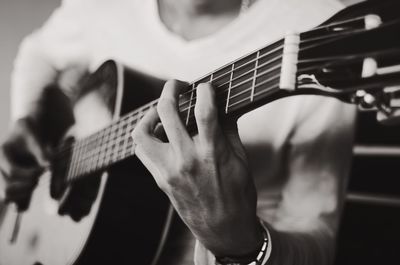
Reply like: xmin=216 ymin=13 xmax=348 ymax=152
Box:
xmin=63 ymin=39 xmax=285 ymax=182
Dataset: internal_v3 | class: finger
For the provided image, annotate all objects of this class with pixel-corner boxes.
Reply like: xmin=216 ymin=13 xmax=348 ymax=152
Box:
xmin=3 ymin=165 xmax=42 ymax=182
xmin=221 ymin=120 xmax=248 ymax=162
xmin=4 ymin=180 xmax=38 ymax=210
xmin=25 ymin=132 xmax=49 ymax=167
xmin=58 ymin=174 xmax=101 ymax=221
xmin=194 ymin=83 xmax=220 ymax=149
xmin=157 ymin=80 xmax=192 ymax=152
xmin=136 ymin=107 xmax=161 ymax=136
xmin=132 ymin=109 xmax=172 ymax=188
xmin=5 ymin=181 xmax=36 ymax=201
xmin=7 ymin=120 xmax=49 ymax=168
xmin=222 ymin=119 xmax=240 ymax=144
xmin=1 ymin=140 xmax=45 ymax=179
xmin=132 ymin=108 xmax=168 ymax=169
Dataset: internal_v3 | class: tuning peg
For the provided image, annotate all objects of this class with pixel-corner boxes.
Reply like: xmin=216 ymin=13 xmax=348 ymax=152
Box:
xmin=362 ymin=93 xmax=376 ymax=107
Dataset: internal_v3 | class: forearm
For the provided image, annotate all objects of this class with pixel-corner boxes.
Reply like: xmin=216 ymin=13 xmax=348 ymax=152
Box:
xmin=11 ymin=38 xmax=73 ymax=146
xmin=267 ymin=224 xmax=335 ymax=265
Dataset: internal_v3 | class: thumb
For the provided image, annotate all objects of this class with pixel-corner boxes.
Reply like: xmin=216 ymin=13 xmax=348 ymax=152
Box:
xmin=221 ymin=120 xmax=248 ymax=162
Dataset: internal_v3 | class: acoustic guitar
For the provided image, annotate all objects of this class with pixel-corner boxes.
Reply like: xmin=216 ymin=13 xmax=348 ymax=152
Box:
xmin=0 ymin=1 xmax=399 ymax=264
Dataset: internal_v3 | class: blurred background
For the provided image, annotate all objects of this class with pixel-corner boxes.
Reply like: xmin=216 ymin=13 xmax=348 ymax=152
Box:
xmin=1 ymin=1 xmax=399 ymax=265
xmin=0 ymin=0 xmax=60 ymax=138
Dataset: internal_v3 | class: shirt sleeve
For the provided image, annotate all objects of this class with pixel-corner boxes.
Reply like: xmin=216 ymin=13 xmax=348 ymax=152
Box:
xmin=10 ymin=0 xmax=91 ymax=121
xmin=275 ymin=96 xmax=356 ymax=233
xmin=266 ymin=96 xmax=356 ymax=264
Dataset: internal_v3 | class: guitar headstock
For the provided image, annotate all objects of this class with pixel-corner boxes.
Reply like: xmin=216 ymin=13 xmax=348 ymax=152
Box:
xmin=293 ymin=11 xmax=400 ymax=125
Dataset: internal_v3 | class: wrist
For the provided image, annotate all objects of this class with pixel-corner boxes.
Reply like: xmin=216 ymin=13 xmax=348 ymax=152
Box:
xmin=208 ymin=216 xmax=264 ymax=257
xmin=215 ymin=221 xmax=271 ymax=265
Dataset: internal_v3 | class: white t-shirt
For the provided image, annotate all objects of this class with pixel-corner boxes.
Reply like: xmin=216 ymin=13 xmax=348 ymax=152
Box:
xmin=11 ymin=0 xmax=356 ymax=264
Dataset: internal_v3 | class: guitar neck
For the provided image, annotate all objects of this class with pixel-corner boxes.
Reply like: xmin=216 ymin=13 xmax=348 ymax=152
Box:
xmin=63 ymin=11 xmax=400 ymax=182
xmin=63 ymin=40 xmax=287 ymax=182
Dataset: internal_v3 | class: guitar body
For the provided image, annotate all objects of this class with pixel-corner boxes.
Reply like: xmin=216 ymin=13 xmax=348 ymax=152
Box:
xmin=0 ymin=61 xmax=171 ymax=265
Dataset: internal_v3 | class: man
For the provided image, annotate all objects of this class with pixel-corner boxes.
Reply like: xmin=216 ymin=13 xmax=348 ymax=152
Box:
xmin=0 ymin=0 xmax=356 ymax=264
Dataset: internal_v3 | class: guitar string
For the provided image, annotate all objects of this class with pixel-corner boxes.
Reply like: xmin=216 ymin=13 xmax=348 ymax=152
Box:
xmin=73 ymin=53 xmax=396 ymax=179
xmin=71 ymin=58 xmax=400 ymax=180
xmin=70 ymin=74 xmax=393 ymax=182
xmin=54 ymin=49 xmax=284 ymax=162
xmin=176 ymin=15 xmax=368 ymax=99
xmin=56 ymin=48 xmax=283 ymax=166
xmin=60 ymin=26 xmax=359 ymax=163
xmin=57 ymin=37 xmax=366 ymax=176
xmin=178 ymin=21 xmax=369 ymax=100
xmin=57 ymin=47 xmax=365 ymax=175
xmin=58 ymin=58 xmax=282 ymax=170
xmin=179 ymin=57 xmax=282 ymax=106
xmin=57 ymin=15 xmax=372 ymax=154
xmin=68 ymin=54 xmax=400 ymax=179
xmin=176 ymin=39 xmax=394 ymax=109
xmin=65 ymin=36 xmax=370 ymax=166
xmin=63 ymin=16 xmax=373 ymax=157
xmin=64 ymin=69 xmax=282 ymax=179
xmin=66 ymin=81 xmax=282 ymax=181
xmin=73 ymin=63 xmax=400 ymax=179
xmin=56 ymin=16 xmax=375 ymax=175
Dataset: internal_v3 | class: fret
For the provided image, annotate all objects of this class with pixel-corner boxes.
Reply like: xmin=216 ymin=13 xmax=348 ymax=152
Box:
xmin=121 ymin=121 xmax=130 ymax=161
xmin=225 ymin=64 xmax=235 ymax=114
xmin=121 ymin=134 xmax=130 ymax=160
xmin=89 ymin=137 xmax=98 ymax=173
xmin=227 ymin=94 xmax=253 ymax=113
xmin=213 ymin=65 xmax=232 ymax=87
xmin=98 ymin=127 xmax=109 ymax=170
xmin=195 ymin=75 xmax=213 ymax=85
xmin=117 ymin=136 xmax=125 ymax=161
xmin=89 ymin=134 xmax=100 ymax=173
xmin=183 ymin=83 xmax=195 ymax=126
xmin=93 ymin=130 xmax=103 ymax=171
xmin=254 ymin=65 xmax=281 ymax=93
xmin=129 ymin=136 xmax=136 ymax=156
xmin=105 ymin=130 xmax=114 ymax=166
xmin=67 ymin=141 xmax=79 ymax=181
xmin=89 ymin=135 xmax=99 ymax=173
xmin=112 ymin=138 xmax=119 ymax=163
xmin=235 ymin=52 xmax=257 ymax=70
xmin=227 ymin=82 xmax=253 ymax=112
xmin=187 ymin=90 xmax=194 ymax=126
xmin=76 ymin=137 xmax=88 ymax=179
xmin=101 ymin=126 xmax=110 ymax=167
xmin=228 ymin=55 xmax=254 ymax=110
xmin=258 ymin=55 xmax=282 ymax=78
xmin=251 ymin=51 xmax=260 ymax=101
xmin=94 ymin=136 xmax=104 ymax=172
xmin=74 ymin=138 xmax=86 ymax=179
xmin=118 ymin=114 xmax=135 ymax=160
xmin=116 ymin=133 xmax=124 ymax=160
